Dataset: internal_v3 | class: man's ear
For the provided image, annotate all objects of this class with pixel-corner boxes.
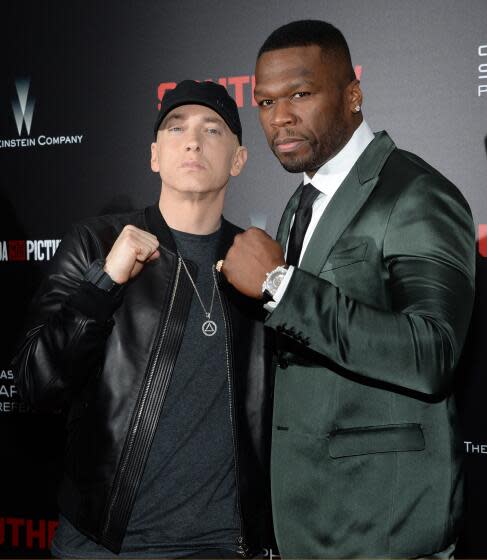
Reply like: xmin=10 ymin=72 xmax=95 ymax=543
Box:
xmin=348 ymin=79 xmax=363 ymax=114
xmin=150 ymin=141 xmax=160 ymax=172
xmin=230 ymin=145 xmax=248 ymax=177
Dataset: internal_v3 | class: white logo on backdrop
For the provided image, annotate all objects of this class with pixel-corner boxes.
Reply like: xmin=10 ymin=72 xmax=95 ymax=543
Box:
xmin=1 ymin=78 xmax=84 ymax=149
xmin=12 ymin=78 xmax=35 ymax=136
xmin=478 ymin=45 xmax=487 ymax=97
xmin=465 ymin=441 xmax=487 ymax=454
xmin=0 ymin=369 xmax=29 ymax=413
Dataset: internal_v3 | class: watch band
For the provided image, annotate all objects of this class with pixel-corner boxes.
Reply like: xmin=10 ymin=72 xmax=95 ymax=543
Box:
xmin=84 ymin=259 xmax=123 ymax=296
xmin=262 ymin=288 xmax=274 ymax=304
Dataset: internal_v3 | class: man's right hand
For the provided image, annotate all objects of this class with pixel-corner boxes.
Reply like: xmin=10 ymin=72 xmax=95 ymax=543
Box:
xmin=104 ymin=225 xmax=160 ymax=284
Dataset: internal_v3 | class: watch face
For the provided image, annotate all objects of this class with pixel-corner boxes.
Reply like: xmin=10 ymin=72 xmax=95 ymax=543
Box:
xmin=270 ymin=273 xmax=284 ymax=290
xmin=266 ymin=267 xmax=287 ymax=296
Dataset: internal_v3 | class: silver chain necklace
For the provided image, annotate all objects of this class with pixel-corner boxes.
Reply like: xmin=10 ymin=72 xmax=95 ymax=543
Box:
xmin=178 ymin=253 xmax=218 ymax=337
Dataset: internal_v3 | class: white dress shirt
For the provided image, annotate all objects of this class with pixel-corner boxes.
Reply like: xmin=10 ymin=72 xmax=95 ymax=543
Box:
xmin=265 ymin=120 xmax=375 ymax=311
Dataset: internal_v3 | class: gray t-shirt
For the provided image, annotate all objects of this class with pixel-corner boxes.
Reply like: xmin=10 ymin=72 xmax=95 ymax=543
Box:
xmin=52 ymin=227 xmax=239 ymax=558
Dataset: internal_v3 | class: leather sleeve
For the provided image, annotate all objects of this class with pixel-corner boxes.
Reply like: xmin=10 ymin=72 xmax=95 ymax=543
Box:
xmin=265 ymin=174 xmax=476 ymax=397
xmin=11 ymin=223 xmax=119 ymax=411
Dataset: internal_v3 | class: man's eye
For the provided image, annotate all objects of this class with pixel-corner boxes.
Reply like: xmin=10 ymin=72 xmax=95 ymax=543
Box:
xmin=258 ymin=99 xmax=274 ymax=108
xmin=207 ymin=128 xmax=221 ymax=135
xmin=292 ymin=92 xmax=310 ymax=100
xmin=168 ymin=126 xmax=183 ymax=132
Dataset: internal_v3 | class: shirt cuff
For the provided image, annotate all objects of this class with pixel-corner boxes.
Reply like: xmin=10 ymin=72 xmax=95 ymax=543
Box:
xmin=263 ymin=266 xmax=294 ymax=313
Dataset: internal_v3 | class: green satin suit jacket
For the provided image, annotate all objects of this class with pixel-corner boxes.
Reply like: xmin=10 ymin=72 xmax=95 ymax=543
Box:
xmin=265 ymin=131 xmax=476 ymax=558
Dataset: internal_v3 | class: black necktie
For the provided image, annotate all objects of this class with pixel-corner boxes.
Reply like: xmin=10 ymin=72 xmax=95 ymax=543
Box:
xmin=286 ymin=183 xmax=321 ymax=266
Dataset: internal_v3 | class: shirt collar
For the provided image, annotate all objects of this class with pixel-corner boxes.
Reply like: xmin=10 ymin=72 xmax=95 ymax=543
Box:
xmin=303 ymin=121 xmax=375 ymax=195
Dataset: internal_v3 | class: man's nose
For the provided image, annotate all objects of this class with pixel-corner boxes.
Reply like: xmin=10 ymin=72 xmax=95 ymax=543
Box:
xmin=270 ymin=99 xmax=297 ymax=127
xmin=185 ymin=133 xmax=201 ymax=151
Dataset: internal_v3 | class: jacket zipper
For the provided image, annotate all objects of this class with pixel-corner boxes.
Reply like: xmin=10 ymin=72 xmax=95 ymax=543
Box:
xmin=214 ymin=267 xmax=248 ymax=558
xmin=101 ymin=258 xmax=182 ymax=540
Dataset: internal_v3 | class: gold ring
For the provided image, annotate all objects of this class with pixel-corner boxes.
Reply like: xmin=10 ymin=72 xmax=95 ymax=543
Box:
xmin=215 ymin=259 xmax=224 ymax=272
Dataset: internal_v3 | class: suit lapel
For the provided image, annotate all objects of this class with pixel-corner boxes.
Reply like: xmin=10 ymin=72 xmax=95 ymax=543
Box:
xmin=299 ymin=131 xmax=396 ymax=275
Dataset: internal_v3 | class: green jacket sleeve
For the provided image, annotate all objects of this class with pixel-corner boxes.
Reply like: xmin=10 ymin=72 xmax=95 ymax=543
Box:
xmin=265 ymin=173 xmax=475 ymax=397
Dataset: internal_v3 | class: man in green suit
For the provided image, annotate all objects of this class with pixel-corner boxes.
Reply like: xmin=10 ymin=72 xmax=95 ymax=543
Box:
xmin=219 ymin=20 xmax=475 ymax=558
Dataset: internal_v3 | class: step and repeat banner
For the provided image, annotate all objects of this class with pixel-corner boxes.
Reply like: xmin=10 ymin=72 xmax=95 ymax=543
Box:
xmin=1 ymin=0 xmax=486 ymax=557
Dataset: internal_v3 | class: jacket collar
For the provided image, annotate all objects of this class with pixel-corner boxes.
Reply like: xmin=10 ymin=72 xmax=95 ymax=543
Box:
xmin=144 ymin=203 xmax=238 ymax=261
xmin=276 ymin=131 xmax=396 ymax=275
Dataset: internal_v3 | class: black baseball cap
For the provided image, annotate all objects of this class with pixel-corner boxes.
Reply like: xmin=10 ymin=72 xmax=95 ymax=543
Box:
xmin=154 ymin=80 xmax=242 ymax=144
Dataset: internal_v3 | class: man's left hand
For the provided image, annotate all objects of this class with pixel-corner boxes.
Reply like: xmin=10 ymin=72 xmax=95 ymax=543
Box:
xmin=220 ymin=227 xmax=285 ymax=298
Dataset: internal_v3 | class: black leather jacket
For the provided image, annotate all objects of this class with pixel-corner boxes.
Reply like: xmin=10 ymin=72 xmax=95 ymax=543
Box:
xmin=12 ymin=205 xmax=273 ymax=555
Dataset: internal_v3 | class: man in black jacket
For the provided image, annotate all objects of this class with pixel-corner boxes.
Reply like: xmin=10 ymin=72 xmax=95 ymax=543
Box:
xmin=12 ymin=80 xmax=272 ymax=559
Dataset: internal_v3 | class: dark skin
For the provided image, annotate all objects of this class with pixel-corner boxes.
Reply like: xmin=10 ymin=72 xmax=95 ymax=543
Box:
xmin=221 ymin=45 xmax=363 ymax=298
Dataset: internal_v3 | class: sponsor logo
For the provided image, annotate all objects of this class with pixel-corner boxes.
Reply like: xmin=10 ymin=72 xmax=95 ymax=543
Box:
xmin=464 ymin=441 xmax=487 ymax=454
xmin=157 ymin=66 xmax=363 ymax=110
xmin=479 ymin=45 xmax=487 ymax=97
xmin=0 ymin=239 xmax=61 ymax=262
xmin=0 ymin=517 xmax=58 ymax=550
xmin=157 ymin=75 xmax=256 ymax=111
xmin=479 ymin=225 xmax=487 ymax=257
xmin=1 ymin=78 xmax=84 ymax=149
xmin=12 ymin=78 xmax=35 ymax=136
xmin=0 ymin=369 xmax=30 ymax=414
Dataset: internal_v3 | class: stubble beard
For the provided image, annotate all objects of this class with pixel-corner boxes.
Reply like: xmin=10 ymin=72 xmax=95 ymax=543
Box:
xmin=275 ymin=117 xmax=350 ymax=174
xmin=275 ymin=139 xmax=322 ymax=173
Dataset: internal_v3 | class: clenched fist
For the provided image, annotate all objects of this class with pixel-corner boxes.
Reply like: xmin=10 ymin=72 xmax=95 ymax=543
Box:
xmin=221 ymin=227 xmax=285 ymax=298
xmin=104 ymin=225 xmax=160 ymax=284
